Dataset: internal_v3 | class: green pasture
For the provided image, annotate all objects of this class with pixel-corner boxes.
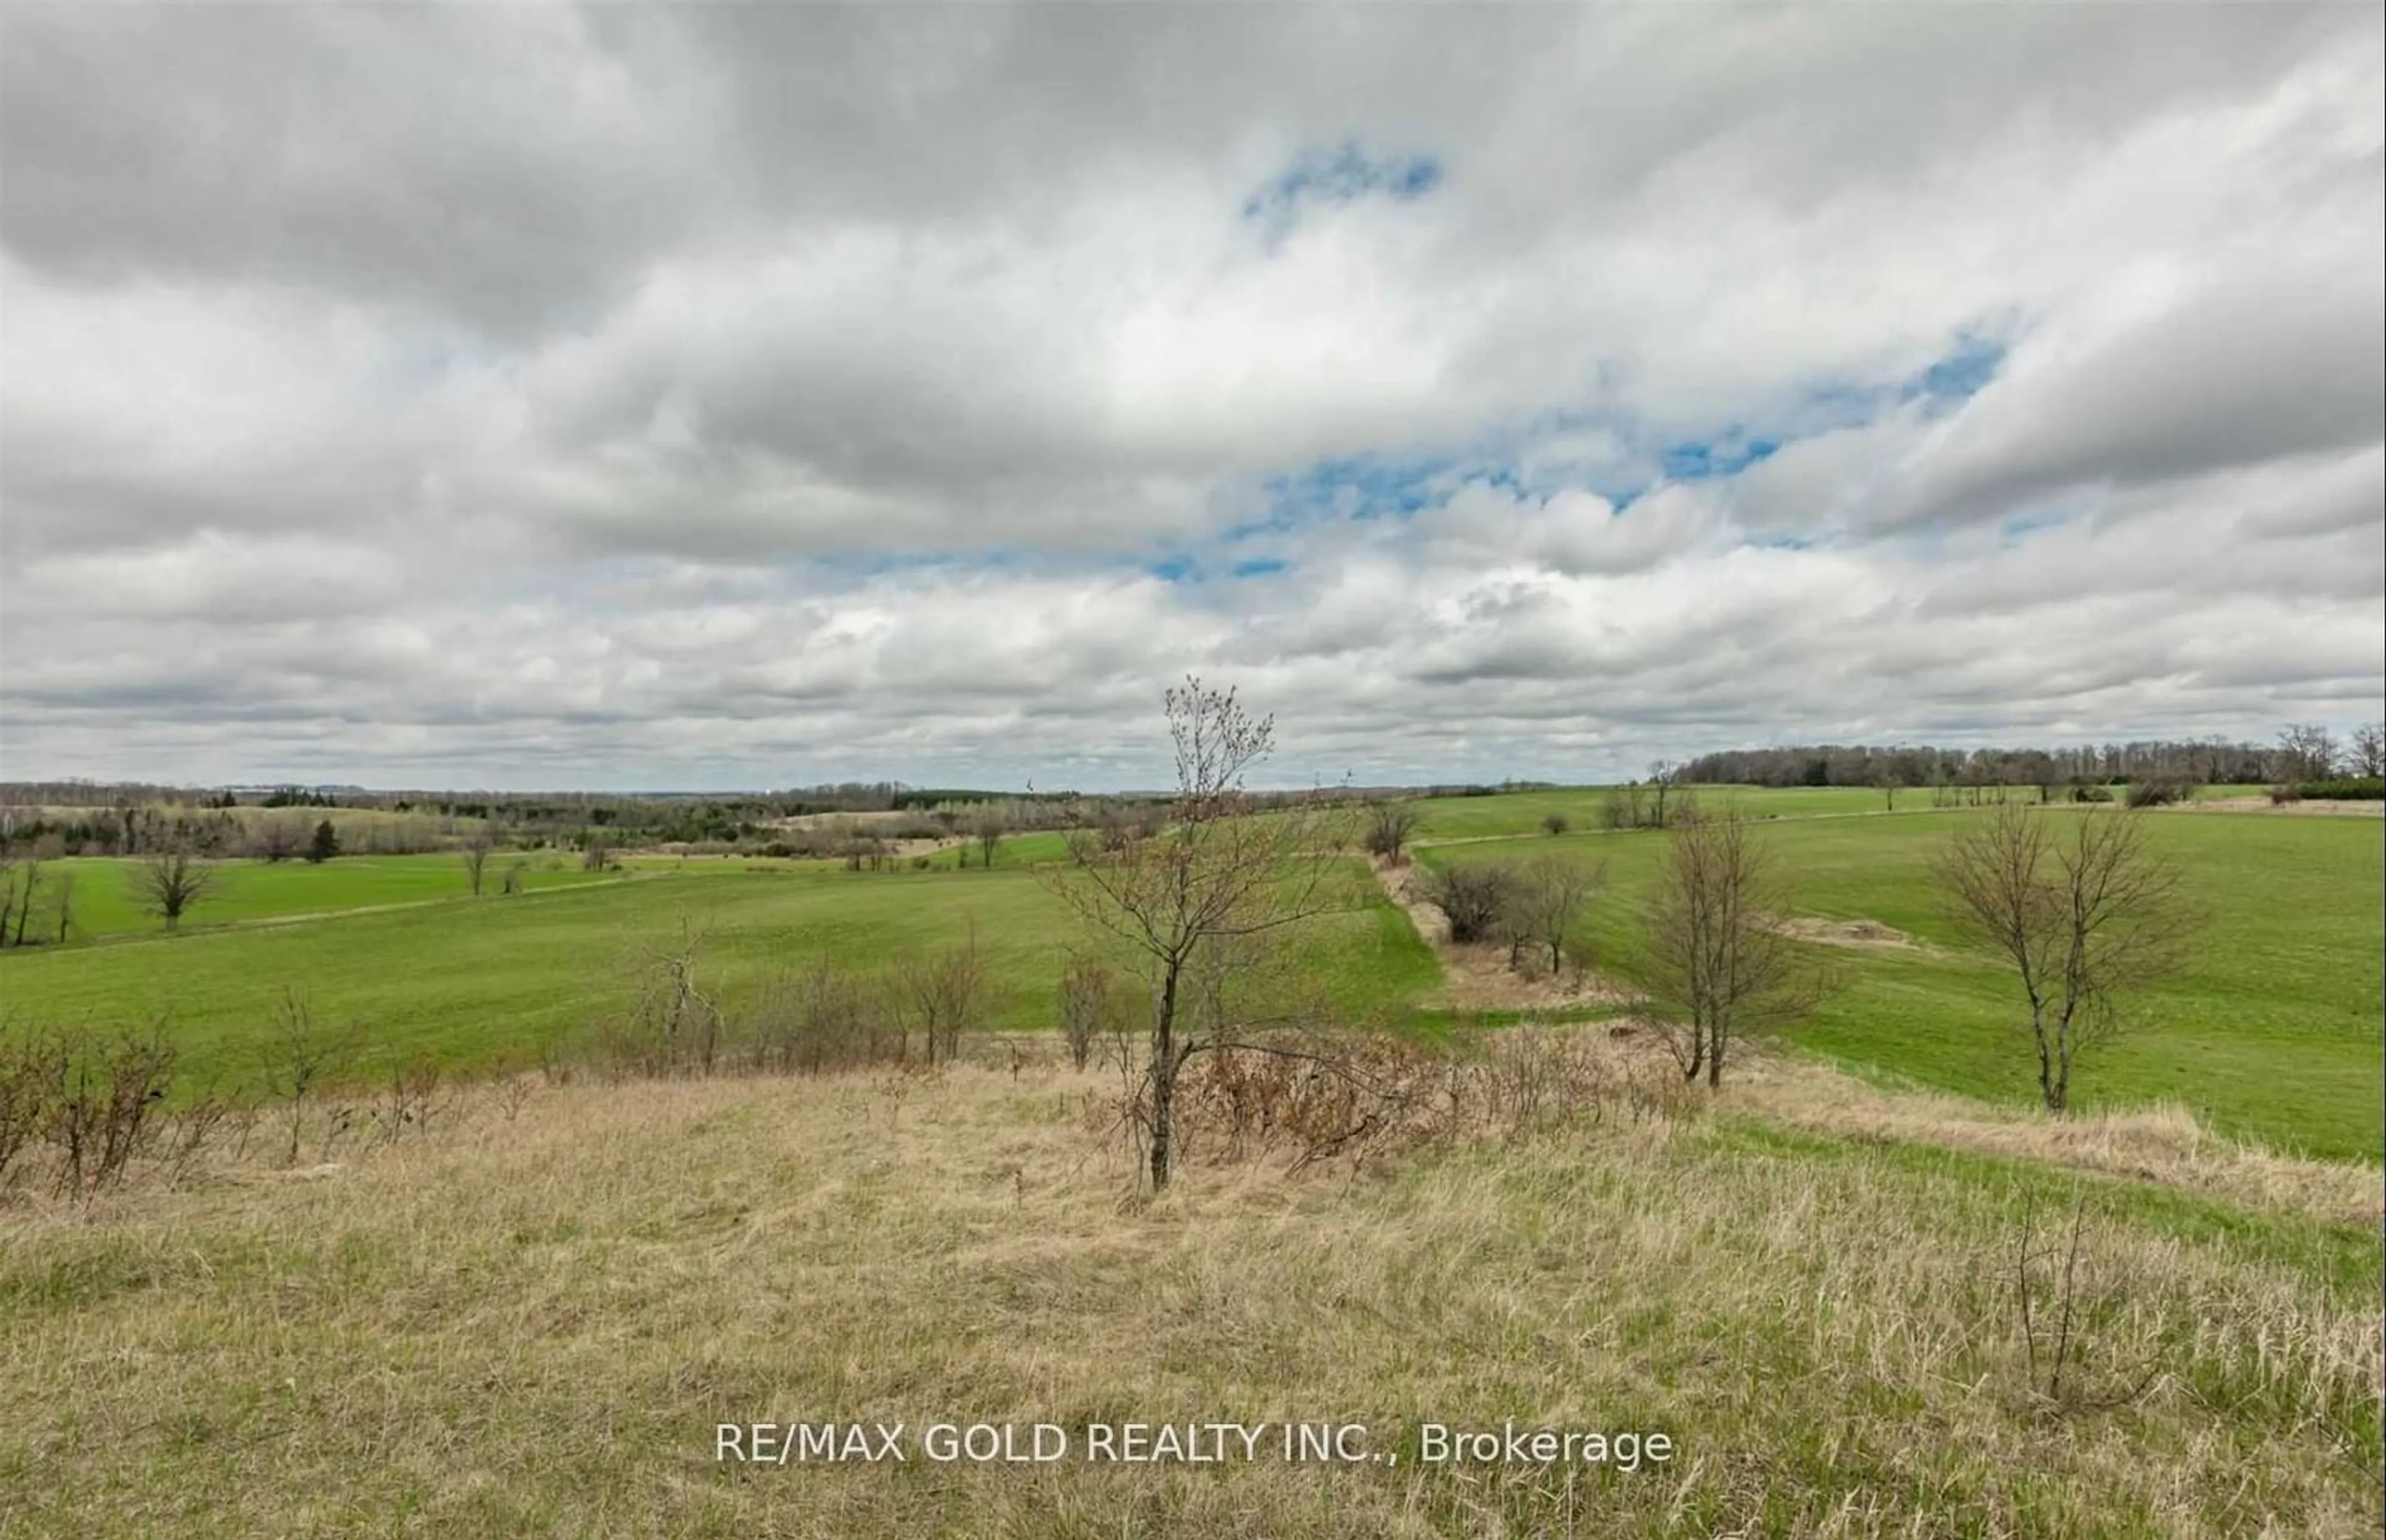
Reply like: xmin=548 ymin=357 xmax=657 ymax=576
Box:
xmin=0 ymin=858 xmax=1437 ymax=1087
xmin=1406 ymin=784 xmax=1915 ymax=840
xmin=1418 ymin=809 xmax=2385 ymax=1161
xmin=6 ymin=854 xmax=615 ymax=944
xmin=4 ymin=790 xmax=2375 ymax=1161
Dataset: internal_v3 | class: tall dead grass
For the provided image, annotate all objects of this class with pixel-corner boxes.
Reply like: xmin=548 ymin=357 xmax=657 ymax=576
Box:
xmin=1 ymin=1049 xmax=2376 ymax=1538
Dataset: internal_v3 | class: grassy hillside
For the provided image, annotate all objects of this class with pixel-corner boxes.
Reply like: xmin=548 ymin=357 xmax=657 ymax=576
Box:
xmin=1 ymin=1059 xmax=2374 ymax=1538
xmin=1420 ymin=809 xmax=2385 ymax=1160
xmin=0 ymin=859 xmax=1437 ymax=1085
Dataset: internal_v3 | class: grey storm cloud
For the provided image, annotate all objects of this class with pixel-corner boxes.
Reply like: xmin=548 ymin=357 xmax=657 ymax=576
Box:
xmin=1 ymin=3 xmax=2379 ymax=790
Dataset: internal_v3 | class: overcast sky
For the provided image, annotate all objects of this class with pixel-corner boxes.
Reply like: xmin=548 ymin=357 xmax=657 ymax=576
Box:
xmin=2 ymin=5 xmax=2380 ymax=791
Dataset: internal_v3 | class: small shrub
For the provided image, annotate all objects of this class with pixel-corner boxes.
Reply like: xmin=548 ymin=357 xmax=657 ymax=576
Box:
xmin=1541 ymin=813 xmax=1570 ymax=836
xmin=42 ymin=1025 xmax=178 ymax=1200
xmin=1056 ymin=956 xmax=1118 ymax=1072
xmin=2071 ymin=784 xmax=2113 ymax=804
xmin=1361 ymin=802 xmax=1421 ymax=863
xmin=2124 ymin=775 xmax=2191 ymax=808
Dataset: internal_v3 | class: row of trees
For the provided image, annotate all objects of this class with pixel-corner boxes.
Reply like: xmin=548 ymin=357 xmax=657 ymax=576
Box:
xmin=1680 ymin=723 xmax=2383 ymax=791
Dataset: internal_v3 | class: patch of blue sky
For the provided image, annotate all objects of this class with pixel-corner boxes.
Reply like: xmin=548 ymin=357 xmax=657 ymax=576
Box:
xmin=1241 ymin=142 xmax=1443 ymax=248
xmin=1242 ymin=142 xmax=1443 ymax=222
xmin=1138 ymin=552 xmax=1292 ymax=585
xmin=2000 ymin=508 xmax=2073 ymax=542
xmin=1253 ymin=452 xmax=1458 ymax=527
xmin=1913 ymin=334 xmax=2007 ymax=403
xmin=1657 ymin=435 xmax=1781 ymax=482
xmin=1222 ymin=330 xmax=2010 ymax=542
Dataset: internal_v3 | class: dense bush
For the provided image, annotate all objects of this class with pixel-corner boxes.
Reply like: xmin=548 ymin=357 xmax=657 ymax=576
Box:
xmin=2297 ymin=778 xmax=2385 ymax=801
xmin=1414 ymin=862 xmax=1519 ymax=944
xmin=2124 ymin=775 xmax=2193 ymax=808
xmin=2071 ymin=784 xmax=2113 ymax=804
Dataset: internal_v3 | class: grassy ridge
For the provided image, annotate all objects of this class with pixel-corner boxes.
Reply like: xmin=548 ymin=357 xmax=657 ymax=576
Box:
xmin=1421 ymin=810 xmax=2385 ymax=1160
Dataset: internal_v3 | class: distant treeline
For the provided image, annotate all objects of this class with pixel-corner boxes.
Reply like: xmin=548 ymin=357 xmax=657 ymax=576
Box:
xmin=1680 ymin=723 xmax=2382 ymax=791
xmin=0 ymin=777 xmax=1384 ymax=862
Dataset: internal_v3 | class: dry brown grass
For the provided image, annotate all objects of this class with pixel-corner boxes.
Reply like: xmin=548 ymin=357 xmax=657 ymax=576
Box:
xmin=2 ymin=1042 xmax=2377 ymax=1538
xmin=1712 ymin=1044 xmax=2386 ymax=1231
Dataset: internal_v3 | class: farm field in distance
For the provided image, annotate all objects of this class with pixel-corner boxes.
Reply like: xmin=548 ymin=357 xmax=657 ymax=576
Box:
xmin=5 ymin=786 xmax=2376 ymax=1161
xmin=5 ymin=773 xmax=2380 ymax=1539
xmin=0 ymin=850 xmax=1437 ymax=1082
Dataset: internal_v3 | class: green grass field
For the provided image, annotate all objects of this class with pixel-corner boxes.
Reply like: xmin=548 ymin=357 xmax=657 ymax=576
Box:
xmin=1407 ymin=783 xmax=1917 ymax=839
xmin=0 ymin=857 xmax=1436 ymax=1086
xmin=17 ymin=852 xmax=613 ymax=942
xmin=4 ymin=791 xmax=2376 ymax=1161
xmin=1417 ymin=807 xmax=2385 ymax=1161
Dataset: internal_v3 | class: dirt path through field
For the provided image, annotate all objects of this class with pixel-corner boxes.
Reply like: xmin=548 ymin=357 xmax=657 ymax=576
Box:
xmin=1370 ymin=858 xmax=1636 ymax=1011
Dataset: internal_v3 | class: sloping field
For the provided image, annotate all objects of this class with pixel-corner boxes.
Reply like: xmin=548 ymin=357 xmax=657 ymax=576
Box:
xmin=1418 ymin=809 xmax=2385 ymax=1160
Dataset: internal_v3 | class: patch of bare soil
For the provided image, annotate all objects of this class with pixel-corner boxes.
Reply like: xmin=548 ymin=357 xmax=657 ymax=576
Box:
xmin=2169 ymin=797 xmax=2384 ymax=817
xmin=1771 ymin=916 xmax=1915 ymax=950
xmin=1373 ymin=860 xmax=1637 ymax=1012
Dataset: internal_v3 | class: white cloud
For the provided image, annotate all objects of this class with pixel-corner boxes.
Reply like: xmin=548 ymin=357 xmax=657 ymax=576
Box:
xmin=1 ymin=5 xmax=2379 ymax=788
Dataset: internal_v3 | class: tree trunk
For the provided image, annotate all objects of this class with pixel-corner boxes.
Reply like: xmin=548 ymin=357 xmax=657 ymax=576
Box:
xmin=1148 ymin=964 xmax=1182 ymax=1190
xmin=2031 ymin=1006 xmax=2061 ymax=1113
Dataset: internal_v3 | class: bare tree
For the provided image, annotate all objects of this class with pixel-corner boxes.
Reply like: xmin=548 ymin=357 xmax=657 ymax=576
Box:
xmin=4 ymin=857 xmax=37 ymax=949
xmin=1603 ymin=781 xmax=1647 ymax=831
xmin=258 ymin=819 xmax=300 ymax=863
xmin=1056 ymin=954 xmax=1119 ymax=1071
xmin=462 ymin=826 xmax=496 ymax=896
xmin=137 ymin=845 xmax=218 ymax=932
xmin=1361 ymin=801 xmax=1421 ymax=864
xmin=50 ymin=871 xmax=75 ymax=946
xmin=1648 ymin=760 xmax=1680 ymax=829
xmin=1508 ymin=854 xmax=1606 ymax=975
xmin=1048 ymin=676 xmax=1353 ymax=1190
xmin=2349 ymin=721 xmax=2384 ymax=779
xmin=1935 ymin=803 xmax=2187 ymax=1114
xmin=257 ymin=987 xmax=364 ymax=1164
xmin=972 ymin=809 xmax=1006 ymax=870
xmin=2275 ymin=724 xmax=2339 ymax=783
xmin=896 ymin=926 xmax=990 ymax=1065
xmin=1640 ymin=816 xmax=1819 ymax=1088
